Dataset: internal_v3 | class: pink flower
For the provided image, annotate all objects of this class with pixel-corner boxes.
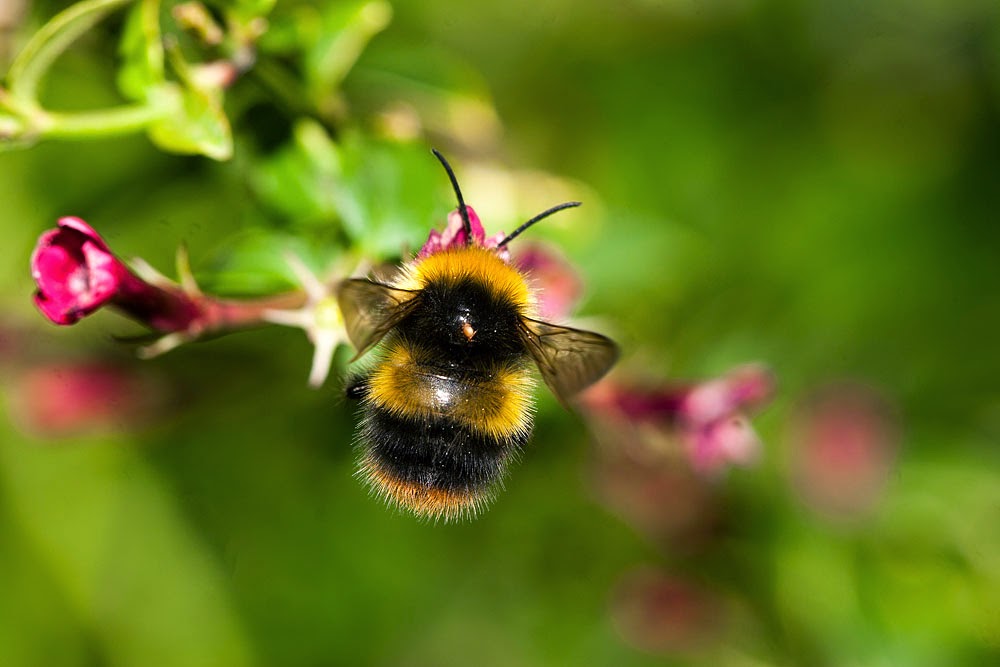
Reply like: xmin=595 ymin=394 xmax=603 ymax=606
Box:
xmin=788 ymin=382 xmax=899 ymax=521
xmin=31 ymin=217 xmax=200 ymax=330
xmin=512 ymin=243 xmax=583 ymax=321
xmin=679 ymin=364 xmax=775 ymax=472
xmin=417 ymin=206 xmax=509 ymax=262
xmin=32 ymin=217 xmax=130 ymax=324
xmin=611 ymin=567 xmax=724 ymax=655
xmin=582 ymin=364 xmax=776 ymax=475
xmin=30 ymin=217 xmax=310 ymax=359
xmin=7 ymin=362 xmax=165 ymax=437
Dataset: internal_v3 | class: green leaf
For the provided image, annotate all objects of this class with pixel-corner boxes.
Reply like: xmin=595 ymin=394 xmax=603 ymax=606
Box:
xmin=116 ymin=0 xmax=165 ymax=102
xmin=248 ymin=122 xmax=443 ymax=259
xmin=199 ymin=225 xmax=343 ymax=296
xmin=146 ymin=83 xmax=233 ymax=160
xmin=328 ymin=132 xmax=448 ymax=258
xmin=120 ymin=0 xmax=236 ymax=160
xmin=257 ymin=5 xmax=322 ymax=56
xmin=6 ymin=0 xmax=136 ymax=105
xmin=249 ymin=119 xmax=340 ymax=223
xmin=305 ymin=0 xmax=392 ymax=95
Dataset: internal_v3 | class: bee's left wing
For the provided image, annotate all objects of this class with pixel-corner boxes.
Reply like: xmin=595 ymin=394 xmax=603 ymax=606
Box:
xmin=519 ymin=317 xmax=619 ymax=405
xmin=337 ymin=279 xmax=420 ymax=360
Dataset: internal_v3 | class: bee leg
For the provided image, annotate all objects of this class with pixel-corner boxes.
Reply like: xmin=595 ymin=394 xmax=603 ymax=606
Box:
xmin=345 ymin=376 xmax=369 ymax=400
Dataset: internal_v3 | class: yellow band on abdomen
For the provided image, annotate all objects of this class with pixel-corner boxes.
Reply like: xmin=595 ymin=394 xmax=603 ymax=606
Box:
xmin=366 ymin=341 xmax=535 ymax=440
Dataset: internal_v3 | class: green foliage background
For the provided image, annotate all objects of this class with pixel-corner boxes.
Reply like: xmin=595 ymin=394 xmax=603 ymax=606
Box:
xmin=1 ymin=1 xmax=999 ymax=665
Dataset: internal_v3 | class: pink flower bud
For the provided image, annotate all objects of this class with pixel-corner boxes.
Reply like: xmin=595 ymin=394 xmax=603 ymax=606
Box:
xmin=31 ymin=217 xmax=200 ymax=331
xmin=32 ymin=217 xmax=129 ymax=325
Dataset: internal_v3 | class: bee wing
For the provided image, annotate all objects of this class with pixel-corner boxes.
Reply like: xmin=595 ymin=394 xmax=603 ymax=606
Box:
xmin=520 ymin=317 xmax=619 ymax=404
xmin=336 ymin=279 xmax=420 ymax=359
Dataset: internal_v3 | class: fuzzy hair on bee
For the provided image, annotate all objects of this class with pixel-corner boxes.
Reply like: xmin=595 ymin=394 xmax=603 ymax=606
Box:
xmin=337 ymin=150 xmax=618 ymax=521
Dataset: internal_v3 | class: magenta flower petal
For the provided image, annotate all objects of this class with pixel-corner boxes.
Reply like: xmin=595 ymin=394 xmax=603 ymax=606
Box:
xmin=417 ymin=206 xmax=511 ymax=262
xmin=688 ymin=415 xmax=762 ymax=473
xmin=680 ymin=365 xmax=774 ymax=474
xmin=31 ymin=217 xmax=130 ymax=325
xmin=680 ymin=363 xmax=774 ymax=424
xmin=580 ymin=378 xmax=685 ymax=423
xmin=30 ymin=216 xmax=203 ymax=332
xmin=418 ymin=206 xmax=483 ymax=257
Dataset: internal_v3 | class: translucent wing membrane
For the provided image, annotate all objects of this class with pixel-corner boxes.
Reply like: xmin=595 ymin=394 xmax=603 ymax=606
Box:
xmin=337 ymin=279 xmax=420 ymax=359
xmin=519 ymin=317 xmax=619 ymax=404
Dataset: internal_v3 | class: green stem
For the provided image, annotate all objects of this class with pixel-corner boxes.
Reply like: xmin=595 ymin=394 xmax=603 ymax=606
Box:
xmin=138 ymin=0 xmax=164 ymax=81
xmin=6 ymin=0 xmax=135 ymax=104
xmin=35 ymin=103 xmax=169 ymax=139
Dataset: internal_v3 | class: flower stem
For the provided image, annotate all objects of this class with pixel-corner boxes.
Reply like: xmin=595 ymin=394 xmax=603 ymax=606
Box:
xmin=207 ymin=292 xmax=309 ymax=330
xmin=34 ymin=104 xmax=170 ymax=139
xmin=5 ymin=0 xmax=135 ymax=104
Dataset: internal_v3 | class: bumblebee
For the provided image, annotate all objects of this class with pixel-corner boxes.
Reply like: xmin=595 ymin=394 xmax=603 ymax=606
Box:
xmin=338 ymin=151 xmax=618 ymax=520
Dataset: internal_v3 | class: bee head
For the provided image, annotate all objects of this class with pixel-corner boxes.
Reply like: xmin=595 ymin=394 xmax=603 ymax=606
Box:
xmin=416 ymin=279 xmax=523 ymax=355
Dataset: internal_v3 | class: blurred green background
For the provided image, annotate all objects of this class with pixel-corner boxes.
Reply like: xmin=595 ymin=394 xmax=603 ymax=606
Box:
xmin=2 ymin=0 xmax=999 ymax=665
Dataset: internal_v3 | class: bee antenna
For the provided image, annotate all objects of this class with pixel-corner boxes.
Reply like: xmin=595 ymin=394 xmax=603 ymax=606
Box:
xmin=498 ymin=201 xmax=581 ymax=247
xmin=431 ymin=148 xmax=473 ymax=244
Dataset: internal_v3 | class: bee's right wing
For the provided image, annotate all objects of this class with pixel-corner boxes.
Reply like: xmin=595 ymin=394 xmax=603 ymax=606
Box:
xmin=519 ymin=317 xmax=619 ymax=406
xmin=336 ymin=279 xmax=420 ymax=360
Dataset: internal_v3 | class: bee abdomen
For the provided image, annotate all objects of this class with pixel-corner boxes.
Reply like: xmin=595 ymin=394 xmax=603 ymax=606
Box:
xmin=357 ymin=405 xmax=531 ymax=520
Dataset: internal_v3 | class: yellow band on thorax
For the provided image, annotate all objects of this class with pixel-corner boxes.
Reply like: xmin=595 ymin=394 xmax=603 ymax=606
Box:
xmin=394 ymin=246 xmax=533 ymax=312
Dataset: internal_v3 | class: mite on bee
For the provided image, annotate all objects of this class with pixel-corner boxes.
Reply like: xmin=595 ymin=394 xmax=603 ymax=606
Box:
xmin=337 ymin=150 xmax=618 ymax=520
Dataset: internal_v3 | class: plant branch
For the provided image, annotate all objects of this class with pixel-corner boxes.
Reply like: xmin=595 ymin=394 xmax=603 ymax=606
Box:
xmin=6 ymin=0 xmax=135 ymax=104
xmin=35 ymin=103 xmax=170 ymax=138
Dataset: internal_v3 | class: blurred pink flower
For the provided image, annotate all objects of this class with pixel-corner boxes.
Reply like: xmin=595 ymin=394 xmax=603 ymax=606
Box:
xmin=680 ymin=364 xmax=775 ymax=472
xmin=8 ymin=362 xmax=165 ymax=437
xmin=788 ymin=382 xmax=899 ymax=520
xmin=611 ymin=567 xmax=724 ymax=655
xmin=31 ymin=217 xmax=200 ymax=330
xmin=513 ymin=243 xmax=583 ymax=321
xmin=417 ymin=206 xmax=509 ymax=261
xmin=582 ymin=364 xmax=776 ymax=475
